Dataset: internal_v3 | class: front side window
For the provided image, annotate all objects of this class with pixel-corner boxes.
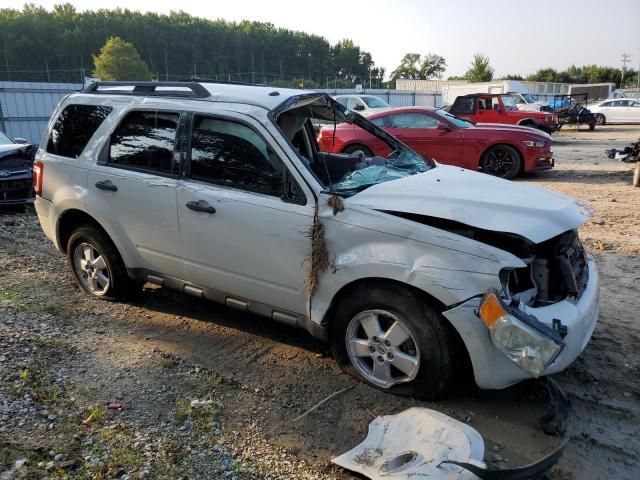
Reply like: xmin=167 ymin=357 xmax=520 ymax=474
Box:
xmin=108 ymin=110 xmax=180 ymax=174
xmin=47 ymin=104 xmax=112 ymax=158
xmin=500 ymin=95 xmax=517 ymax=110
xmin=190 ymin=116 xmax=283 ymax=196
xmin=389 ymin=113 xmax=439 ymax=129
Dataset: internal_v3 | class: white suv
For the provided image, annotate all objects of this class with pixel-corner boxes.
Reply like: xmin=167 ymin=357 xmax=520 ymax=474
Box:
xmin=34 ymin=81 xmax=599 ymax=397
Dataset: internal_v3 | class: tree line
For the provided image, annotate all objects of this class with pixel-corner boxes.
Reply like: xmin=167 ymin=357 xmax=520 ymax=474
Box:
xmin=0 ymin=4 xmax=384 ymax=86
xmin=391 ymin=51 xmax=637 ymax=88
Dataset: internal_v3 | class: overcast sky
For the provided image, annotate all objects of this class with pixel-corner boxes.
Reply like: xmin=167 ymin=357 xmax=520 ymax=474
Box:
xmin=3 ymin=0 xmax=639 ymax=78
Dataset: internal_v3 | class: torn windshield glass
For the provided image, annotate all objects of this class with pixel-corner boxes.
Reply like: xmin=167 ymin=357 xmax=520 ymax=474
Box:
xmin=271 ymin=93 xmax=433 ymax=196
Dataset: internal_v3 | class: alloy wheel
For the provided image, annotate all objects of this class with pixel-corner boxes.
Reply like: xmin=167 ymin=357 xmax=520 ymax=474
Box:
xmin=482 ymin=147 xmax=516 ymax=178
xmin=345 ymin=309 xmax=420 ymax=388
xmin=73 ymin=242 xmax=110 ymax=295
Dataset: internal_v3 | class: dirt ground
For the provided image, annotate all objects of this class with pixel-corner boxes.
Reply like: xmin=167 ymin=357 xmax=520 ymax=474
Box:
xmin=1 ymin=124 xmax=639 ymax=479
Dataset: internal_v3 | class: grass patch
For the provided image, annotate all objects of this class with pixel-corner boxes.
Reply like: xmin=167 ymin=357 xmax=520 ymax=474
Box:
xmin=11 ymin=362 xmax=64 ymax=404
xmin=175 ymin=398 xmax=220 ymax=433
xmin=84 ymin=404 xmax=105 ymax=425
xmin=160 ymin=358 xmax=178 ymax=368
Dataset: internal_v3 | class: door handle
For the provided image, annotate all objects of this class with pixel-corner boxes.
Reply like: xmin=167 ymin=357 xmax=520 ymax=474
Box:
xmin=95 ymin=180 xmax=118 ymax=192
xmin=186 ymin=200 xmax=216 ymax=214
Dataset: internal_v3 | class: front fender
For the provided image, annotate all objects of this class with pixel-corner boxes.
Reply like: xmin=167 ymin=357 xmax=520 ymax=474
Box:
xmin=310 ymin=198 xmax=526 ymax=326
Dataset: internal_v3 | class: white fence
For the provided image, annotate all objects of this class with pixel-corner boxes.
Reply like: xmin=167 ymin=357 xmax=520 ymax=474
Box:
xmin=0 ymin=81 xmax=82 ymax=143
xmin=314 ymin=88 xmax=443 ymax=108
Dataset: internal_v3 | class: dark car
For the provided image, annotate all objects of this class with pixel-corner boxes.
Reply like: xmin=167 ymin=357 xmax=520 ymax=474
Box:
xmin=0 ymin=130 xmax=36 ymax=206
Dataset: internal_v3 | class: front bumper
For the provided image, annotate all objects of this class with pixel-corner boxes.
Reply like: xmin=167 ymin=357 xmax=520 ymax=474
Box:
xmin=444 ymin=257 xmax=599 ymax=389
xmin=0 ymin=172 xmax=34 ymax=205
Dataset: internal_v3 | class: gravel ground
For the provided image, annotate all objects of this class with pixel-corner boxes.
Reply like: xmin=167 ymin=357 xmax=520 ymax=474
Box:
xmin=1 ymin=124 xmax=639 ymax=479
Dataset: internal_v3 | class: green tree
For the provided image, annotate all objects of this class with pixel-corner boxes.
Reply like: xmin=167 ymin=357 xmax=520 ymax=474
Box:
xmin=391 ymin=53 xmax=422 ymax=80
xmin=92 ymin=36 xmax=151 ymax=80
xmin=419 ymin=53 xmax=446 ymax=79
xmin=465 ymin=53 xmax=494 ymax=82
xmin=501 ymin=74 xmax=524 ymax=80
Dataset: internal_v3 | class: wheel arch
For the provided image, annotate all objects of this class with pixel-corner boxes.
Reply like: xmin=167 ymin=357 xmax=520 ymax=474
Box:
xmin=321 ymin=276 xmax=473 ymax=376
xmin=56 ymin=209 xmax=132 ymax=267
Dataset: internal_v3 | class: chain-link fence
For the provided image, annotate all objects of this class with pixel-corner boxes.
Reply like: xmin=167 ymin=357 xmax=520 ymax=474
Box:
xmin=0 ymin=68 xmax=86 ymax=84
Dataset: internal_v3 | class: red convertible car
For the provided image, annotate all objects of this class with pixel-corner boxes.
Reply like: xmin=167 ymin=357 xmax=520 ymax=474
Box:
xmin=317 ymin=106 xmax=554 ymax=179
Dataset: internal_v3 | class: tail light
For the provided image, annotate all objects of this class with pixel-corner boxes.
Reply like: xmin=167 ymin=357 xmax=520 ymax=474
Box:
xmin=33 ymin=161 xmax=43 ymax=196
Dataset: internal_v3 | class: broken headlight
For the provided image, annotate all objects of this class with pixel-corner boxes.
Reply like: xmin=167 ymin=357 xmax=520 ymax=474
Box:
xmin=479 ymin=290 xmax=564 ymax=377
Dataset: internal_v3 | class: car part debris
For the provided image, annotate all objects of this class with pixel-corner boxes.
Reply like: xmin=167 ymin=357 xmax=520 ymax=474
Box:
xmin=332 ymin=408 xmax=485 ymax=479
xmin=606 ymin=137 xmax=639 ymax=163
xmin=333 ymin=407 xmax=569 ymax=480
xmin=441 ymin=437 xmax=569 ymax=480
xmin=539 ymin=377 xmax=570 ymax=436
xmin=106 ymin=402 xmax=123 ymax=410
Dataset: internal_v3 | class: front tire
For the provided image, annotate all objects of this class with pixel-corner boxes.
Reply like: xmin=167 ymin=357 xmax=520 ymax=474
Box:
xmin=480 ymin=144 xmax=522 ymax=179
xmin=330 ymin=282 xmax=454 ymax=399
xmin=67 ymin=226 xmax=140 ymax=301
xmin=595 ymin=114 xmax=606 ymax=126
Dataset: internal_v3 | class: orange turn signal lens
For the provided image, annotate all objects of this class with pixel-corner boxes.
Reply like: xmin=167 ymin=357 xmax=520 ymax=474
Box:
xmin=479 ymin=291 xmax=509 ymax=328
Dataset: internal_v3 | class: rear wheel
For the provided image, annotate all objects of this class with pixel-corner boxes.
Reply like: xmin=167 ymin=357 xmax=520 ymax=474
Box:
xmin=342 ymin=144 xmax=373 ymax=157
xmin=595 ymin=114 xmax=606 ymax=126
xmin=330 ymin=282 xmax=454 ymax=399
xmin=480 ymin=145 xmax=522 ymax=179
xmin=67 ymin=226 xmax=141 ymax=301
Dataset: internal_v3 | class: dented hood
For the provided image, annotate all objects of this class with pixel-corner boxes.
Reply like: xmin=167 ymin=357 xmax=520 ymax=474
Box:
xmin=348 ymin=165 xmax=591 ymax=244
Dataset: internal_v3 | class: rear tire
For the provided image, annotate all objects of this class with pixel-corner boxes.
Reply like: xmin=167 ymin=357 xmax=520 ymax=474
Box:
xmin=330 ymin=282 xmax=454 ymax=399
xmin=342 ymin=144 xmax=373 ymax=157
xmin=480 ymin=144 xmax=522 ymax=179
xmin=595 ymin=114 xmax=606 ymax=126
xmin=67 ymin=226 xmax=141 ymax=301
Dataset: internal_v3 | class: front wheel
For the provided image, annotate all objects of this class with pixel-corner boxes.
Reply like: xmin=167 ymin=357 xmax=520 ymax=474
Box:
xmin=480 ymin=145 xmax=522 ymax=179
xmin=330 ymin=282 xmax=454 ymax=399
xmin=595 ymin=114 xmax=606 ymax=126
xmin=67 ymin=226 xmax=141 ymax=301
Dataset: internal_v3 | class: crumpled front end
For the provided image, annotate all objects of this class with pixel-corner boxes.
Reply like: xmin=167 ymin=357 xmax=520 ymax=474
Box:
xmin=444 ymin=230 xmax=599 ymax=389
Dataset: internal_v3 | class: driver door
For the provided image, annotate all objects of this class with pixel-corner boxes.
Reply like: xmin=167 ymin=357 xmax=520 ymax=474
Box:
xmin=176 ymin=112 xmax=314 ymax=316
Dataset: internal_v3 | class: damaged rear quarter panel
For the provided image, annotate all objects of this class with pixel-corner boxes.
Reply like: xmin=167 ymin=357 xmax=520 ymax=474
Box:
xmin=310 ymin=194 xmax=526 ymax=325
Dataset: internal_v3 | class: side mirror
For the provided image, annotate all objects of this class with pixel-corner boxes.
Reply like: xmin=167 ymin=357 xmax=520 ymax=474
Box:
xmin=437 ymin=123 xmax=452 ymax=131
xmin=353 ymin=104 xmax=365 ymax=111
xmin=14 ymin=137 xmax=28 ymax=144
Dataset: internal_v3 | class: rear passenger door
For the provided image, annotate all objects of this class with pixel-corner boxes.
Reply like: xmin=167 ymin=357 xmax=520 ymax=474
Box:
xmin=176 ymin=112 xmax=313 ymax=316
xmin=86 ymin=109 xmax=184 ymax=277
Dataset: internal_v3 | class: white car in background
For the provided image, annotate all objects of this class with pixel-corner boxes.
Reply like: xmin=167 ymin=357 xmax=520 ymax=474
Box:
xmin=589 ymin=99 xmax=640 ymax=125
xmin=334 ymin=95 xmax=392 ymax=115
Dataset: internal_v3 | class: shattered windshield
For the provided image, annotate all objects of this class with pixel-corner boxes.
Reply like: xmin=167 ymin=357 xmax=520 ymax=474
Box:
xmin=273 ymin=93 xmax=433 ymax=197
xmin=522 ymin=93 xmax=537 ymax=103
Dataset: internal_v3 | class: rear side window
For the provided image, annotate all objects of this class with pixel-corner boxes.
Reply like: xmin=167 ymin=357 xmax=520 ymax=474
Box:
xmin=46 ymin=104 xmax=112 ymax=158
xmin=190 ymin=116 xmax=283 ymax=196
xmin=108 ymin=110 xmax=180 ymax=174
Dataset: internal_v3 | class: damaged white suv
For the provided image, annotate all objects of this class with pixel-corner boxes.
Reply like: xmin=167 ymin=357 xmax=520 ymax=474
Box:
xmin=34 ymin=82 xmax=599 ymax=397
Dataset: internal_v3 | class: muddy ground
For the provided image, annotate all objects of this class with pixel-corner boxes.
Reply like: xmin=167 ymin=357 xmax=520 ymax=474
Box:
xmin=1 ymin=125 xmax=639 ymax=479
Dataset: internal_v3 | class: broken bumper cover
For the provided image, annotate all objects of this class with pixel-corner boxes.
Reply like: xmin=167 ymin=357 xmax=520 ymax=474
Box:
xmin=444 ymin=257 xmax=599 ymax=389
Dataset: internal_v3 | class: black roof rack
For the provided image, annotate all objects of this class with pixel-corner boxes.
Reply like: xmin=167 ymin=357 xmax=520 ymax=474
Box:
xmin=83 ymin=81 xmax=211 ymax=98
xmin=178 ymin=78 xmax=267 ymax=87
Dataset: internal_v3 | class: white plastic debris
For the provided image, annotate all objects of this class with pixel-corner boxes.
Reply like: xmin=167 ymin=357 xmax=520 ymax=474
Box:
xmin=331 ymin=408 xmax=484 ymax=480
xmin=190 ymin=399 xmax=215 ymax=408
